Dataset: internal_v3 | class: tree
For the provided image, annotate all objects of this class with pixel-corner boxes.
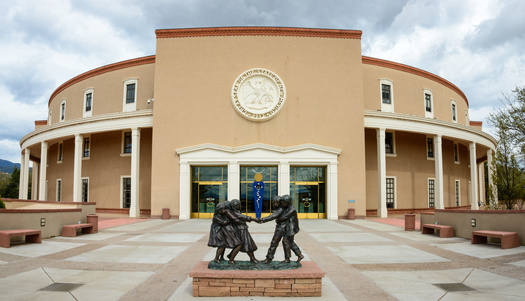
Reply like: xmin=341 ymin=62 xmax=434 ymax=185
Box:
xmin=0 ymin=173 xmax=9 ymax=196
xmin=487 ymin=85 xmax=525 ymax=209
xmin=3 ymin=166 xmax=20 ymax=199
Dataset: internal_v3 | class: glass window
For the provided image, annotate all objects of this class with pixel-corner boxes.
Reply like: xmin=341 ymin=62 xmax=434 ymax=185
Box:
xmin=382 ymin=84 xmax=391 ymax=104
xmin=451 ymin=102 xmax=457 ymax=122
xmin=126 ymin=83 xmax=136 ymax=104
xmin=122 ymin=177 xmax=131 ymax=208
xmin=385 ymin=132 xmax=394 ymax=154
xmin=58 ymin=142 xmax=63 ymax=162
xmin=60 ymin=101 xmax=66 ymax=121
xmin=386 ymin=177 xmax=395 ymax=208
xmin=427 ymin=137 xmax=434 ymax=158
xmin=428 ymin=179 xmax=435 ymax=208
xmin=123 ymin=132 xmax=132 ymax=154
xmin=425 ymin=93 xmax=432 ymax=112
xmin=82 ymin=179 xmax=89 ymax=202
xmin=85 ymin=93 xmax=92 ymax=112
xmin=57 ymin=179 xmax=62 ymax=202
xmin=454 ymin=143 xmax=459 ymax=163
xmin=455 ymin=180 xmax=460 ymax=206
xmin=83 ymin=137 xmax=90 ymax=158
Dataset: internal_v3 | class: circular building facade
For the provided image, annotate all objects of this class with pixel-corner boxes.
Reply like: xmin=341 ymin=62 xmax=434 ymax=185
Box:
xmin=19 ymin=27 xmax=496 ymax=219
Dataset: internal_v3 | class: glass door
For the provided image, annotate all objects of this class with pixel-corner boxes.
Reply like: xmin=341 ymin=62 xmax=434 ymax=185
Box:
xmin=191 ymin=166 xmax=228 ymax=218
xmin=290 ymin=167 xmax=326 ymax=219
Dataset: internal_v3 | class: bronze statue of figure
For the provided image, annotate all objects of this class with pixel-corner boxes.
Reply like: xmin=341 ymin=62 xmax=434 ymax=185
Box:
xmin=258 ymin=195 xmax=286 ymax=263
xmin=223 ymin=199 xmax=260 ymax=263
xmin=207 ymin=203 xmax=242 ymax=263
xmin=275 ymin=194 xmax=304 ymax=263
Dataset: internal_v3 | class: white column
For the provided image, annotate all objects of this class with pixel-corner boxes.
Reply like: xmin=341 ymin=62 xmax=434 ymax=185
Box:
xmin=32 ymin=162 xmax=39 ymax=200
xmin=22 ymin=149 xmax=30 ymax=199
xmin=228 ymin=161 xmax=240 ymax=200
xmin=18 ymin=152 xmax=25 ymax=199
xmin=73 ymin=134 xmax=83 ymax=202
xmin=487 ymin=149 xmax=497 ymax=206
xmin=377 ymin=128 xmax=387 ymax=218
xmin=129 ymin=128 xmax=141 ymax=217
xmin=478 ymin=163 xmax=485 ymax=206
xmin=469 ymin=142 xmax=479 ymax=210
xmin=328 ymin=162 xmax=338 ymax=220
xmin=279 ymin=160 xmax=290 ymax=196
xmin=434 ymin=135 xmax=444 ymax=209
xmin=39 ymin=142 xmax=48 ymax=201
xmin=179 ymin=160 xmax=190 ymax=220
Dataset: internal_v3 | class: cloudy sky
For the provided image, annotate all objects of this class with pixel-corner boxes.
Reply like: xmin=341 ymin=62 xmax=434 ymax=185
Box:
xmin=1 ymin=0 xmax=524 ymax=163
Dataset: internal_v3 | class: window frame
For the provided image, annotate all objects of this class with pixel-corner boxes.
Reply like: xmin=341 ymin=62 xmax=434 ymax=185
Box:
xmin=121 ymin=176 xmax=132 ymax=209
xmin=426 ymin=137 xmax=434 ymax=160
xmin=121 ymin=131 xmax=132 ymax=156
xmin=82 ymin=177 xmax=89 ymax=203
xmin=453 ymin=142 xmax=460 ymax=164
xmin=57 ymin=141 xmax=64 ymax=163
xmin=83 ymin=88 xmax=93 ymax=118
xmin=380 ymin=79 xmax=394 ymax=112
xmin=428 ymin=178 xmax=435 ymax=208
xmin=386 ymin=176 xmax=396 ymax=209
xmin=455 ymin=179 xmax=461 ymax=206
xmin=123 ymin=78 xmax=138 ymax=112
xmin=424 ymin=89 xmax=434 ymax=118
xmin=60 ymin=99 xmax=66 ymax=122
xmin=385 ymin=131 xmax=397 ymax=157
xmin=56 ymin=179 xmax=62 ymax=202
xmin=451 ymin=100 xmax=458 ymax=123
xmin=83 ymin=136 xmax=91 ymax=159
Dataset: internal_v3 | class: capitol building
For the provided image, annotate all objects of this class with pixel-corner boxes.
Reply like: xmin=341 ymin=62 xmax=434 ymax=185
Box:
xmin=18 ymin=27 xmax=496 ymax=219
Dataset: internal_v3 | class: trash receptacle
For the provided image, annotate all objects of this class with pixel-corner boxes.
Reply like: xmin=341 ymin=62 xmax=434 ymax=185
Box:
xmin=162 ymin=208 xmax=170 ymax=220
xmin=405 ymin=213 xmax=415 ymax=231
xmin=86 ymin=214 xmax=99 ymax=233
xmin=347 ymin=208 xmax=355 ymax=220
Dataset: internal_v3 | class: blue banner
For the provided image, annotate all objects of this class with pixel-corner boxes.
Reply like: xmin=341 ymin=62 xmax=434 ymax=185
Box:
xmin=253 ymin=182 xmax=264 ymax=218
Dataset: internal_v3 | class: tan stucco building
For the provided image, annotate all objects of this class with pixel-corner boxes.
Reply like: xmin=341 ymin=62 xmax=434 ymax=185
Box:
xmin=19 ymin=27 xmax=496 ymax=219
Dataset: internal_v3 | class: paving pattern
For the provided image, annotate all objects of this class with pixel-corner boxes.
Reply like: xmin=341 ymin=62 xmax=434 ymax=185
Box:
xmin=0 ymin=216 xmax=524 ymax=300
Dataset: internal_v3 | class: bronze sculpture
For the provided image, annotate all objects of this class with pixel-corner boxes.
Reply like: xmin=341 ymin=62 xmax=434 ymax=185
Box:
xmin=223 ymin=199 xmax=260 ymax=263
xmin=208 ymin=195 xmax=304 ymax=268
xmin=207 ymin=203 xmax=242 ymax=263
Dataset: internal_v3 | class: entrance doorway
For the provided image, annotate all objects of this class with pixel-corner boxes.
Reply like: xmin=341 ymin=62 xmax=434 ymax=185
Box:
xmin=191 ymin=166 xmax=228 ymax=218
xmin=290 ymin=166 xmax=327 ymax=219
xmin=240 ymin=166 xmax=278 ymax=218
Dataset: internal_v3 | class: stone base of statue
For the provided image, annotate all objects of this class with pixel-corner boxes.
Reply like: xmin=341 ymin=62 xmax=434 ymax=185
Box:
xmin=208 ymin=260 xmax=302 ymax=270
xmin=190 ymin=261 xmax=324 ymax=297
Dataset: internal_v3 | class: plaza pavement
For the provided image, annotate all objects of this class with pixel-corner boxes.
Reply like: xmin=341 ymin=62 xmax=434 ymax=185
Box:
xmin=0 ymin=215 xmax=524 ymax=300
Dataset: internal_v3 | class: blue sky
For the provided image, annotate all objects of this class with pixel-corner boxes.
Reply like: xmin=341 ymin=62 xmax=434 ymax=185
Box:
xmin=1 ymin=0 xmax=524 ymax=163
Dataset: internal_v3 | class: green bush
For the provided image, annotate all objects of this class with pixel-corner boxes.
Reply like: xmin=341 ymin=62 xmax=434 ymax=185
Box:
xmin=0 ymin=196 xmax=5 ymax=209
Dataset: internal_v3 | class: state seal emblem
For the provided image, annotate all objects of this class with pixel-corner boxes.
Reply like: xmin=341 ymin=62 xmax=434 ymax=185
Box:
xmin=231 ymin=68 xmax=286 ymax=121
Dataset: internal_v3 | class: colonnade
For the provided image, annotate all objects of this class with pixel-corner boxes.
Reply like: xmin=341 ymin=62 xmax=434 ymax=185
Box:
xmin=18 ymin=128 xmax=142 ymax=217
xmin=376 ymin=128 xmax=493 ymax=217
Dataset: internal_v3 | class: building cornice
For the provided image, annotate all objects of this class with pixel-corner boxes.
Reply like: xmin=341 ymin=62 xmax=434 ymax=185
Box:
xmin=362 ymin=56 xmax=468 ymax=107
xmin=20 ymin=110 xmax=153 ymax=149
xmin=48 ymin=55 xmax=156 ymax=107
xmin=364 ymin=110 xmax=496 ymax=151
xmin=156 ymin=27 xmax=362 ymax=40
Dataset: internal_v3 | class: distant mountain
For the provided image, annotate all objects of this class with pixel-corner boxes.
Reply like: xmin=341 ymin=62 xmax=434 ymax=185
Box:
xmin=0 ymin=159 xmax=20 ymax=174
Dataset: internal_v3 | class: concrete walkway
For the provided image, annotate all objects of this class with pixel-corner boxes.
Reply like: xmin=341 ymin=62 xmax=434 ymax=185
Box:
xmin=0 ymin=216 xmax=524 ymax=300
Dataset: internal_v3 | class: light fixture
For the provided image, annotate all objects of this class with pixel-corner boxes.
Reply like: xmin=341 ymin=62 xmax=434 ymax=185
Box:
xmin=471 ymin=218 xmax=476 ymax=227
xmin=40 ymin=218 xmax=46 ymax=227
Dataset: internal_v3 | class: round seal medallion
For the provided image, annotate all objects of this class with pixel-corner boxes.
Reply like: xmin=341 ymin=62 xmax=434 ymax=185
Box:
xmin=231 ymin=68 xmax=286 ymax=121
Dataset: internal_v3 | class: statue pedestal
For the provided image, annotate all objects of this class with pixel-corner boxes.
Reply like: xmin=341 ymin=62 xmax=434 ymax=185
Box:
xmin=190 ymin=261 xmax=324 ymax=297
